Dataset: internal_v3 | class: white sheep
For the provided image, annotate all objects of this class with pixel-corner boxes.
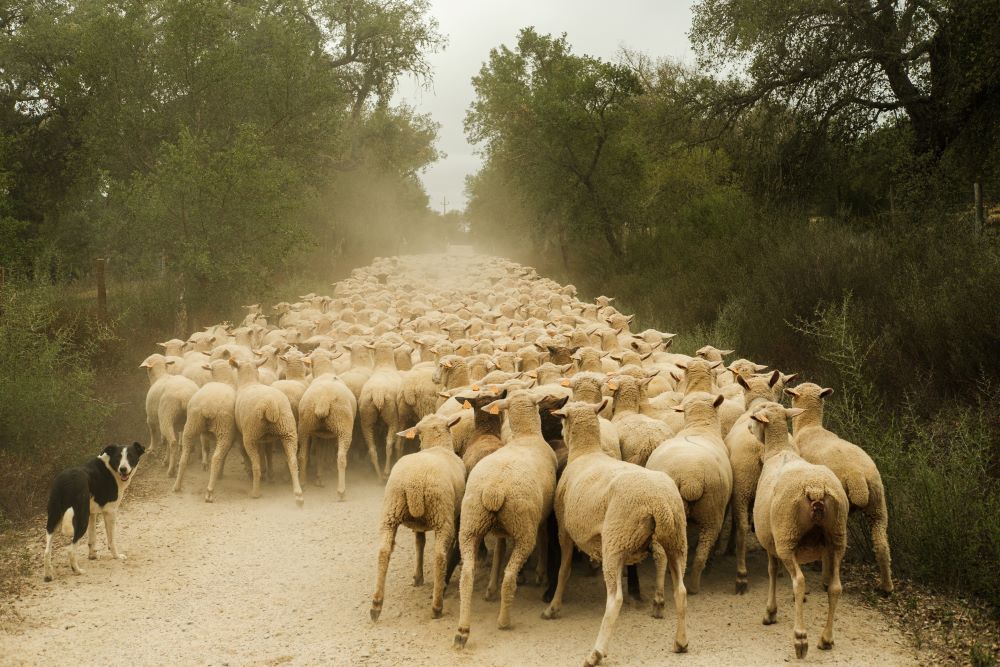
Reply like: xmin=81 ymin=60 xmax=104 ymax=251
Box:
xmin=542 ymin=400 xmax=688 ymax=665
xmin=454 ymin=390 xmax=558 ymax=649
xmin=297 ymin=349 xmax=358 ymax=498
xmin=173 ymin=359 xmax=237 ymax=497
xmin=370 ymin=413 xmax=465 ymax=621
xmin=645 ymin=392 xmax=733 ymax=594
xmin=750 ymin=401 xmax=848 ymax=659
xmin=606 ymin=375 xmax=673 ymax=466
xmin=359 ymin=340 xmax=406 ymax=479
xmin=786 ymin=383 xmax=893 ymax=595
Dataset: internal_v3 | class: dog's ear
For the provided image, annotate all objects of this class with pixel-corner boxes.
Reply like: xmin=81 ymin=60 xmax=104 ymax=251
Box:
xmin=133 ymin=442 xmax=145 ymax=456
xmin=101 ymin=444 xmax=117 ymax=461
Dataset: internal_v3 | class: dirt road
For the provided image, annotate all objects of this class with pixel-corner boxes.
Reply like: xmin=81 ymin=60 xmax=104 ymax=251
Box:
xmin=1 ymin=457 xmax=921 ymax=666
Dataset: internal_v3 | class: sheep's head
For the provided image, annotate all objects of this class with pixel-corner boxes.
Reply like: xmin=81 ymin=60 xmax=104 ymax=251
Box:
xmin=783 ymin=382 xmax=833 ymax=417
xmin=736 ymin=370 xmax=781 ymax=404
xmin=433 ymin=354 xmax=466 ymax=386
xmin=481 ymin=390 xmax=542 ymax=432
xmin=397 ymin=413 xmax=462 ymax=452
xmin=695 ymin=345 xmax=734 ymax=363
xmin=677 ymin=358 xmax=721 ymax=393
xmin=549 ymin=399 xmax=608 ymax=449
xmin=672 ymin=391 xmax=725 ymax=426
xmin=748 ymin=401 xmax=805 ymax=445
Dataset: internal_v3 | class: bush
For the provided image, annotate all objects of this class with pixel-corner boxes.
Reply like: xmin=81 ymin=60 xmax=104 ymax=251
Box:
xmin=0 ymin=279 xmax=114 ymax=521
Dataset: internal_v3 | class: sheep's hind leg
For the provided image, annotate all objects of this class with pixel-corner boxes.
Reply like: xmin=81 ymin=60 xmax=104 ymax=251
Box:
xmin=734 ymin=494 xmax=751 ymax=593
xmin=432 ymin=526 xmax=454 ymax=618
xmin=370 ymin=522 xmax=399 ymax=621
xmin=205 ymin=433 xmax=234 ymax=503
xmin=454 ymin=532 xmax=481 ymax=648
xmin=763 ymin=554 xmax=778 ymax=625
xmin=781 ymin=555 xmax=808 ymax=659
xmin=336 ymin=431 xmax=351 ymax=500
xmin=688 ymin=516 xmax=724 ymax=594
xmin=173 ymin=427 xmax=197 ymax=493
xmin=413 ymin=531 xmax=426 ymax=586
xmin=542 ymin=527 xmax=574 ymax=618
xmin=651 ymin=543 xmax=667 ymax=618
xmin=497 ymin=535 xmax=534 ymax=629
xmin=587 ymin=555 xmax=625 ymax=667
xmin=485 ymin=536 xmax=505 ymax=601
xmin=280 ymin=433 xmax=304 ymax=506
xmin=819 ymin=549 xmax=843 ymax=650
xmin=868 ymin=506 xmax=894 ymax=596
xmin=244 ymin=437 xmax=263 ymax=499
xmin=668 ymin=552 xmax=688 ymax=652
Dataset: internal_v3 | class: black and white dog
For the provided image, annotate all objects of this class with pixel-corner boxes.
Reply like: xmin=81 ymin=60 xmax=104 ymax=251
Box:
xmin=43 ymin=442 xmax=145 ymax=581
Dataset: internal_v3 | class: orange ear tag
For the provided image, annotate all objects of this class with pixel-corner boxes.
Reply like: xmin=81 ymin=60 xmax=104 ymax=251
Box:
xmin=560 ymin=379 xmax=570 ymax=387
xmin=463 ymin=400 xmax=472 ymax=409
xmin=489 ymin=405 xmax=500 ymax=415
xmin=405 ymin=429 xmax=417 ymax=439
xmin=471 ymin=384 xmax=480 ymax=391
xmin=607 ymin=381 xmax=619 ymax=391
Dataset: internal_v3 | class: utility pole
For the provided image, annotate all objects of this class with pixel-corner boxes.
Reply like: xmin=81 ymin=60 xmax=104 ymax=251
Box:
xmin=441 ymin=195 xmax=448 ymax=215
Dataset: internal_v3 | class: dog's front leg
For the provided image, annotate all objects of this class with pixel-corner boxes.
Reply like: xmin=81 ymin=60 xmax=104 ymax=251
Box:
xmin=104 ymin=511 xmax=126 ymax=561
xmin=87 ymin=514 xmax=98 ymax=560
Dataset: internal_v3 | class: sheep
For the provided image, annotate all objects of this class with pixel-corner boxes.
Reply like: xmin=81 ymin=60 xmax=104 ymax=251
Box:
xmin=606 ymin=375 xmax=673 ymax=466
xmin=542 ymin=400 xmax=688 ymax=665
xmin=450 ymin=389 xmax=506 ymax=473
xmin=157 ymin=373 xmax=200 ymax=477
xmin=370 ymin=413 xmax=466 ymax=622
xmin=725 ymin=371 xmax=783 ymax=592
xmin=140 ymin=354 xmax=175 ymax=454
xmin=173 ymin=360 xmax=237 ymax=496
xmin=297 ymin=349 xmax=358 ymax=498
xmin=337 ymin=342 xmax=373 ymax=402
xmin=645 ymin=392 xmax=733 ymax=594
xmin=454 ymin=390 xmax=558 ymax=649
xmin=786 ymin=383 xmax=893 ymax=595
xmin=231 ymin=358 xmax=304 ymax=506
xmin=750 ymin=401 xmax=848 ymax=659
xmin=359 ymin=340 xmax=405 ymax=479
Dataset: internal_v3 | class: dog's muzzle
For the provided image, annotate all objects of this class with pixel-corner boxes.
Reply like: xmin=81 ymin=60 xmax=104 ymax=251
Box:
xmin=118 ymin=469 xmax=131 ymax=482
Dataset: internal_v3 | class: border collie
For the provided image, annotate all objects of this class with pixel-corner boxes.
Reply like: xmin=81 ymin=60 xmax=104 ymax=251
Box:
xmin=43 ymin=442 xmax=145 ymax=581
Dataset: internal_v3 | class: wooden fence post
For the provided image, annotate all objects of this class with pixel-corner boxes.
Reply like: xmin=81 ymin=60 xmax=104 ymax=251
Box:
xmin=974 ymin=181 xmax=985 ymax=232
xmin=96 ymin=258 xmax=107 ymax=322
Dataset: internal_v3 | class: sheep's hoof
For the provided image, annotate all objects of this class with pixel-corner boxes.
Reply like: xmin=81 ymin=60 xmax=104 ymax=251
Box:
xmin=171 ymin=483 xmax=182 ymax=494
xmin=484 ymin=589 xmax=497 ymax=602
xmin=370 ymin=604 xmax=381 ymax=622
xmin=876 ymin=585 xmax=893 ymax=598
xmin=250 ymin=491 xmax=262 ymax=499
xmin=541 ymin=607 xmax=559 ymax=620
xmin=71 ymin=567 xmax=85 ymax=575
xmin=413 ymin=575 xmax=424 ymax=586
xmin=295 ymin=495 xmax=305 ymax=507
xmin=818 ymin=638 xmax=834 ymax=650
xmin=313 ymin=478 xmax=325 ymax=488
xmin=542 ymin=588 xmax=554 ymax=603
xmin=431 ymin=606 xmax=443 ymax=619
xmin=736 ymin=578 xmax=748 ymax=594
xmin=43 ymin=574 xmax=52 ymax=582
xmin=337 ymin=491 xmax=346 ymax=502
xmin=674 ymin=641 xmax=688 ymax=654
xmin=794 ymin=631 xmax=808 ymax=659
xmin=763 ymin=610 xmax=777 ymax=625
xmin=88 ymin=552 xmax=97 ymax=561
xmin=453 ymin=630 xmax=469 ymax=649
xmin=204 ymin=492 xmax=214 ymax=503
xmin=651 ymin=600 xmax=665 ymax=619
xmin=116 ymin=553 xmax=127 ymax=561
xmin=584 ymin=649 xmax=603 ymax=666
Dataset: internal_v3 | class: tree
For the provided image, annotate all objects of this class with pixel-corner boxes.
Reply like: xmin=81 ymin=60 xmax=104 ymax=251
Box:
xmin=690 ymin=0 xmax=1000 ymax=156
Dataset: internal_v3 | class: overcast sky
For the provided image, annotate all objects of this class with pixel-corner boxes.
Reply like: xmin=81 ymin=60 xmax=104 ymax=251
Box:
xmin=393 ymin=1 xmax=695 ymax=212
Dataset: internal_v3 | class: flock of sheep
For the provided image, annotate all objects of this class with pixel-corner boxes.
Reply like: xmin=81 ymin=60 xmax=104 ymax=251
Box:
xmin=139 ymin=252 xmax=893 ymax=665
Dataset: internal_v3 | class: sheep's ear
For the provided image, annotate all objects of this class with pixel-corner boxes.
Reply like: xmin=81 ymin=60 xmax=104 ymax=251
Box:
xmin=626 ymin=315 xmax=634 ymax=323
xmin=397 ymin=428 xmax=418 ymax=440
xmin=672 ymin=405 xmax=685 ymax=413
xmin=201 ymin=363 xmax=211 ymax=371
xmin=441 ymin=358 xmax=453 ymax=368
xmin=781 ymin=372 xmax=799 ymax=384
xmin=228 ymin=358 xmax=239 ymax=368
xmin=549 ymin=407 xmax=568 ymax=418
xmin=454 ymin=396 xmax=474 ymax=409
xmin=674 ymin=361 xmax=687 ymax=370
xmin=750 ymin=411 xmax=769 ymax=424
xmin=720 ymin=349 xmax=734 ymax=356
xmin=560 ymin=378 xmax=571 ymax=387
xmin=165 ymin=359 xmax=176 ymax=366
xmin=640 ymin=352 xmax=652 ymax=361
xmin=481 ymin=399 xmax=507 ymax=415
xmin=220 ymin=349 xmax=232 ymax=360
xmin=437 ymin=391 xmax=451 ymax=399
xmin=737 ymin=375 xmax=750 ymax=390
xmin=713 ymin=394 xmax=726 ymax=408
xmin=552 ymin=395 xmax=570 ymax=409
xmin=639 ymin=377 xmax=654 ymax=388
xmin=669 ymin=371 xmax=681 ymax=383
xmin=364 ymin=342 xmax=375 ymax=350
xmin=820 ymin=387 xmax=834 ymax=398
xmin=560 ymin=363 xmax=572 ymax=373
xmin=525 ymin=369 xmax=537 ymax=378
xmin=254 ymin=358 xmax=268 ymax=368
xmin=157 ymin=342 xmax=167 ymax=348
xmin=646 ymin=369 xmax=660 ymax=378
xmin=662 ymin=338 xmax=674 ymax=349
xmin=630 ymin=340 xmax=641 ymax=350
xmin=606 ymin=379 xmax=619 ymax=391
xmin=446 ymin=414 xmax=463 ymax=429
xmin=767 ymin=370 xmax=781 ymax=387
xmin=709 ymin=360 xmax=723 ymax=370
xmin=610 ymin=352 xmax=623 ymax=361
xmin=534 ymin=341 xmax=547 ymax=351
xmin=784 ymin=387 xmax=801 ymax=398
xmin=785 ymin=408 xmax=806 ymax=419
xmin=594 ymin=397 xmax=610 ymax=414
xmin=754 ymin=364 xmax=768 ymax=371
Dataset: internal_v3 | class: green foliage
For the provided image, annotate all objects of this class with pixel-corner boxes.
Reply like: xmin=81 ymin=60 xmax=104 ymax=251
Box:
xmin=0 ymin=280 xmax=114 ymax=519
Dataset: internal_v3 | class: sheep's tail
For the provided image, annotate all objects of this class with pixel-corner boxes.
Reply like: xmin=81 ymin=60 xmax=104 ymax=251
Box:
xmin=313 ymin=396 xmax=331 ymax=420
xmin=481 ymin=484 xmax=505 ymax=513
xmin=263 ymin=400 xmax=280 ymax=423
xmin=844 ymin=471 xmax=870 ymax=509
xmin=649 ymin=495 xmax=679 ymax=552
xmin=370 ymin=385 xmax=388 ymax=411
xmin=805 ymin=484 xmax=829 ymax=522
xmin=677 ymin=477 xmax=704 ymax=503
xmin=405 ymin=486 xmax=425 ymax=519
